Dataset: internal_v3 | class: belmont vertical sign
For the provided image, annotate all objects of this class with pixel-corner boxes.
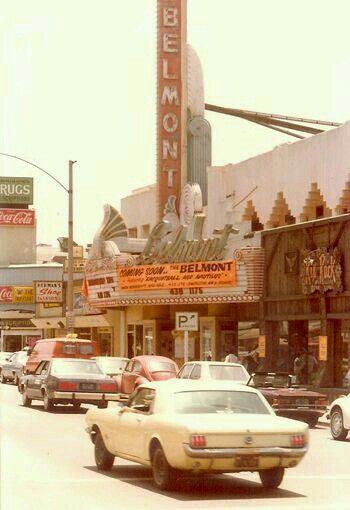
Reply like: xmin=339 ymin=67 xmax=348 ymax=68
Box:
xmin=157 ymin=0 xmax=187 ymax=220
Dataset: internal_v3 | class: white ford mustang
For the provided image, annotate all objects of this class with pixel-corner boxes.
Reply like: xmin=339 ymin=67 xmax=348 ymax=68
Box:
xmin=328 ymin=393 xmax=350 ymax=440
xmin=85 ymin=379 xmax=309 ymax=491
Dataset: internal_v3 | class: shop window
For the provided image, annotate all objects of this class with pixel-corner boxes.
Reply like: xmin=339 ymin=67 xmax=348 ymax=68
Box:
xmin=200 ymin=318 xmax=215 ymax=361
xmin=144 ymin=326 xmax=155 ymax=354
xmin=342 ymin=328 xmax=350 ymax=388
xmin=238 ymin=322 xmax=260 ymax=367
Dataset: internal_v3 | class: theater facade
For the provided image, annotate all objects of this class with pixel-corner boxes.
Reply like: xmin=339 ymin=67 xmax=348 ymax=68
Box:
xmin=84 ymin=204 xmax=264 ymax=367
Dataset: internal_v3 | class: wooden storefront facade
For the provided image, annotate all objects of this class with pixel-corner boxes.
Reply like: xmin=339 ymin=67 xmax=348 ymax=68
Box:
xmin=261 ymin=214 xmax=350 ymax=395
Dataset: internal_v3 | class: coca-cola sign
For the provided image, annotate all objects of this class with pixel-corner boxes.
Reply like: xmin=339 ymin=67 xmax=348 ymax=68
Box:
xmin=35 ymin=281 xmax=63 ymax=303
xmin=0 ymin=208 xmax=35 ymax=227
xmin=0 ymin=286 xmax=13 ymax=302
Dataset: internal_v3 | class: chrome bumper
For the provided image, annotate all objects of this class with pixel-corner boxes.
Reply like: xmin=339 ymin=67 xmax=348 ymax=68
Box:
xmin=52 ymin=391 xmax=120 ymax=401
xmin=183 ymin=444 xmax=308 ymax=458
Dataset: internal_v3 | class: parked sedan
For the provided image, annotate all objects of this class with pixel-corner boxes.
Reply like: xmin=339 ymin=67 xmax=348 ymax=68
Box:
xmin=1 ymin=350 xmax=28 ymax=385
xmin=19 ymin=358 xmax=119 ymax=411
xmin=328 ymin=393 xmax=350 ymax=440
xmin=115 ymin=355 xmax=178 ymax=398
xmin=0 ymin=352 xmax=13 ymax=372
xmin=177 ymin=361 xmax=250 ymax=383
xmin=248 ymin=372 xmax=328 ymax=427
xmin=85 ymin=379 xmax=309 ymax=491
xmin=92 ymin=356 xmax=129 ymax=378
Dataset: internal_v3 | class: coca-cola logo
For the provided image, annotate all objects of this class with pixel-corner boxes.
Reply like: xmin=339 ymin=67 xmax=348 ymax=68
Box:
xmin=0 ymin=208 xmax=35 ymax=226
xmin=0 ymin=286 xmax=13 ymax=302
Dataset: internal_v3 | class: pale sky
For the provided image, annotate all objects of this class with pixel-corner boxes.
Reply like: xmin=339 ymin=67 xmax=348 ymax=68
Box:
xmin=1 ymin=0 xmax=350 ymax=247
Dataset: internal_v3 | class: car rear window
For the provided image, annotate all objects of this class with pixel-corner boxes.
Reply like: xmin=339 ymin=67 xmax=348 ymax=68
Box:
xmin=62 ymin=342 xmax=77 ymax=354
xmin=79 ymin=343 xmax=93 ymax=355
xmin=209 ymin=365 xmax=248 ymax=381
xmin=149 ymin=361 xmax=176 ymax=373
xmin=51 ymin=360 xmax=103 ymax=376
xmin=174 ymin=390 xmax=270 ymax=415
xmin=61 ymin=342 xmax=93 ymax=355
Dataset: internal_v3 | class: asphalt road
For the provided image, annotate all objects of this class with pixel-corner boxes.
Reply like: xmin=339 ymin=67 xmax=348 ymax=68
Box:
xmin=1 ymin=383 xmax=349 ymax=510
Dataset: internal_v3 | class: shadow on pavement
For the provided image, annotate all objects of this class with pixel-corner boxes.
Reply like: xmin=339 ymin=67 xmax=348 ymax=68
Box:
xmin=19 ymin=403 xmax=88 ymax=414
xmin=85 ymin=465 xmax=305 ymax=501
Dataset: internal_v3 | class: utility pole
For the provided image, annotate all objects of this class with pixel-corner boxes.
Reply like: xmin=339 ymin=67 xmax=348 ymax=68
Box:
xmin=67 ymin=160 xmax=76 ymax=333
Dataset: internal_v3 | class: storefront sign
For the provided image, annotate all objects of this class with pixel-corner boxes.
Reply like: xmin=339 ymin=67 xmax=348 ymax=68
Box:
xmin=0 ymin=208 xmax=35 ymax=226
xmin=157 ymin=0 xmax=184 ymax=219
xmin=0 ymin=176 xmax=33 ymax=204
xmin=35 ymin=281 xmax=63 ymax=303
xmin=64 ymin=258 xmax=86 ymax=273
xmin=118 ymin=260 xmax=236 ymax=291
xmin=0 ymin=318 xmax=33 ymax=327
xmin=12 ymin=286 xmax=34 ymax=304
xmin=319 ymin=336 xmax=327 ymax=361
xmin=140 ymin=223 xmax=238 ymax=264
xmin=301 ymin=248 xmax=342 ymax=294
xmin=0 ymin=286 xmax=12 ymax=302
xmin=258 ymin=335 xmax=266 ymax=358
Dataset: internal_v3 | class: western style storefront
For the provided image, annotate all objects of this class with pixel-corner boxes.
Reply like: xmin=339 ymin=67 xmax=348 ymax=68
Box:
xmin=84 ymin=247 xmax=265 ymax=367
xmin=261 ymin=214 xmax=350 ymax=396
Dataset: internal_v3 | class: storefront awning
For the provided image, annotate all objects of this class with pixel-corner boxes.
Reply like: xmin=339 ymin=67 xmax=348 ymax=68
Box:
xmin=31 ymin=314 xmax=111 ymax=329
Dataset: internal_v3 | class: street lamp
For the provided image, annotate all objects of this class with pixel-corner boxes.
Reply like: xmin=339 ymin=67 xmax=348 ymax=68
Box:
xmin=0 ymin=153 xmax=77 ymax=333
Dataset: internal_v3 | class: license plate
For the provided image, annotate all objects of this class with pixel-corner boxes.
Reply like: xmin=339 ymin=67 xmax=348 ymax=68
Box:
xmin=234 ymin=455 xmax=259 ymax=468
xmin=296 ymin=398 xmax=309 ymax=406
xmin=80 ymin=383 xmax=96 ymax=390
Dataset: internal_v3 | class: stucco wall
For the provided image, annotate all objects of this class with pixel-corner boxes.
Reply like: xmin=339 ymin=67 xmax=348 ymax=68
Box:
xmin=0 ymin=226 xmax=36 ymax=265
xmin=207 ymin=121 xmax=350 ymax=234
xmin=121 ymin=185 xmax=157 ymax=238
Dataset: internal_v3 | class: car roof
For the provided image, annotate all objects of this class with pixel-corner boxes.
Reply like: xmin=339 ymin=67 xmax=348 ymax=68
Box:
xmin=35 ymin=338 xmax=92 ymax=343
xmin=51 ymin=358 xmax=98 ymax=363
xmin=182 ymin=361 xmax=244 ymax=367
xmin=132 ymin=355 xmax=177 ymax=363
xmin=93 ymin=356 xmax=129 ymax=360
xmin=138 ymin=378 xmax=260 ymax=394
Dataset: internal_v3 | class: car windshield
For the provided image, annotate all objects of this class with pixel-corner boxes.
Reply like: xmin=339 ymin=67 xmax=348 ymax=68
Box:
xmin=97 ymin=358 xmax=128 ymax=372
xmin=149 ymin=361 xmax=176 ymax=373
xmin=208 ymin=365 xmax=248 ymax=381
xmin=174 ymin=390 xmax=270 ymax=415
xmin=51 ymin=360 xmax=103 ymax=376
xmin=252 ymin=373 xmax=290 ymax=388
xmin=17 ymin=352 xmax=28 ymax=363
xmin=0 ymin=353 xmax=11 ymax=361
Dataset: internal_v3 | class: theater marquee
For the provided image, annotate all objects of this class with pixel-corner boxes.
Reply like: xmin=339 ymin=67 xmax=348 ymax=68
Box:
xmin=118 ymin=260 xmax=236 ymax=291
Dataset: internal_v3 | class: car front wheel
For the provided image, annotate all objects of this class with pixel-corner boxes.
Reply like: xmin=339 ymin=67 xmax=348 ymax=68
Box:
xmin=152 ymin=446 xmax=178 ymax=491
xmin=259 ymin=467 xmax=285 ymax=488
xmin=43 ymin=392 xmax=54 ymax=412
xmin=94 ymin=432 xmax=114 ymax=471
xmin=1 ymin=372 xmax=7 ymax=384
xmin=330 ymin=408 xmax=349 ymax=441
